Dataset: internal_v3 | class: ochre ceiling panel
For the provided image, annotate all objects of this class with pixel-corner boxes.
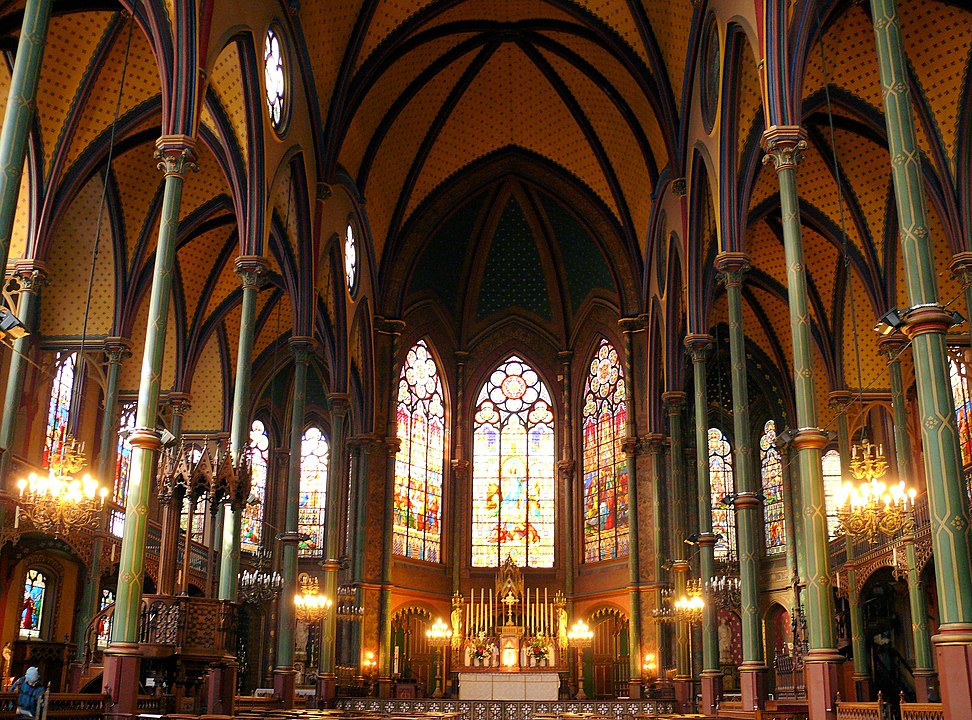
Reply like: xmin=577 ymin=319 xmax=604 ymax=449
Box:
xmin=119 ymin=295 xmax=178 ymax=392
xmin=270 ymin=164 xmax=300 ymax=260
xmin=746 ymin=220 xmax=787 ymax=289
xmin=402 ymin=43 xmax=618 ymax=235
xmin=177 ymin=226 xmax=234 ymax=324
xmin=358 ymin=0 xmax=438 ymax=70
xmin=11 ymin=169 xmax=30 ymax=260
xmin=735 ymin=39 xmax=763 ymax=158
xmin=299 ymin=1 xmax=364 ymax=125
xmin=340 ymin=34 xmax=477 ymax=177
xmin=639 ymin=0 xmax=693 ymax=105
xmin=209 ymin=42 xmax=249 ymax=165
xmin=799 ymin=222 xmax=840 ymax=315
xmin=184 ymin=331 xmax=225 ymax=432
xmin=222 ymin=305 xmax=241 ymax=393
xmin=803 ymin=4 xmax=882 ymax=111
xmin=748 ymin=161 xmax=778 ymax=211
xmin=177 ymin=145 xmax=230 ymax=222
xmin=110 ymin=142 xmax=165 ymax=265
xmin=840 ymin=267 xmax=885 ymax=392
xmin=740 ymin=286 xmax=791 ymax=376
xmin=252 ymin=290 xmax=287 ymax=361
xmin=203 ymin=255 xmax=245 ymax=323
xmin=416 ymin=0 xmax=575 ymax=40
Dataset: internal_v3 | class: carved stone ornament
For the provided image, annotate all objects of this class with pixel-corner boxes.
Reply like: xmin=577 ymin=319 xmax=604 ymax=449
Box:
xmin=154 ymin=135 xmax=199 ymax=178
xmin=761 ymin=126 xmax=808 ymax=172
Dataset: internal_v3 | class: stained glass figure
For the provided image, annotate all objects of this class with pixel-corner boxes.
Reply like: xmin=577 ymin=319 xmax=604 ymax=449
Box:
xmin=241 ymin=419 xmax=270 ymax=553
xmin=708 ymin=427 xmax=736 ymax=560
xmin=44 ymin=351 xmax=76 ymax=469
xmin=760 ymin=420 xmax=785 ymax=554
xmin=345 ymin=223 xmax=358 ymax=292
xmin=393 ymin=340 xmax=444 ymax=562
xmin=822 ymin=449 xmax=843 ymax=538
xmin=582 ymin=339 xmax=628 ymax=562
xmin=298 ymin=426 xmax=329 ymax=557
xmin=20 ymin=569 xmax=46 ymax=639
xmin=180 ymin=444 xmax=207 ymax=543
xmin=113 ymin=401 xmax=137 ymax=507
xmin=472 ymin=356 xmax=555 ymax=568
xmin=97 ymin=589 xmax=114 ymax=647
xmin=264 ymin=28 xmax=287 ymax=131
xmin=949 ymin=349 xmax=972 ymax=467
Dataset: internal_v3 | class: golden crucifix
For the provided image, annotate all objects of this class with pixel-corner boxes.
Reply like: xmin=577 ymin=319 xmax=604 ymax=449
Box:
xmin=502 ymin=589 xmax=518 ymax=625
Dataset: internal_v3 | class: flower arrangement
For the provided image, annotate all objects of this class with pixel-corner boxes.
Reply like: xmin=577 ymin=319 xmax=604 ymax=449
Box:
xmin=527 ymin=633 xmax=550 ymax=661
xmin=469 ymin=633 xmax=496 ymax=660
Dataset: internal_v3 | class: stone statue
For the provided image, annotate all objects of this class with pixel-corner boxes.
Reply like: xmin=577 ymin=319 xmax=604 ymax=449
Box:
xmin=718 ymin=616 xmax=732 ymax=663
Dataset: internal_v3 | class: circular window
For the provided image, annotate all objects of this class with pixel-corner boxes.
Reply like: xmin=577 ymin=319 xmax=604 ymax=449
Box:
xmin=345 ymin=223 xmax=358 ymax=292
xmin=264 ymin=27 xmax=288 ymax=133
xmin=700 ymin=16 xmax=720 ymax=133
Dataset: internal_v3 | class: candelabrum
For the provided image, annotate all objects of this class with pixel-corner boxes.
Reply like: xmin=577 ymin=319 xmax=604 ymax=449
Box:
xmin=567 ymin=619 xmax=594 ymax=700
xmin=361 ymin=650 xmax=378 ymax=695
xmin=426 ymin=618 xmax=453 ymax=698
xmin=238 ymin=545 xmax=283 ymax=604
xmin=705 ymin=574 xmax=741 ymax=610
xmin=836 ymin=475 xmax=916 ymax=544
xmin=336 ymin=584 xmax=364 ymax=622
xmin=848 ymin=438 xmax=888 ymax=482
xmin=294 ymin=573 xmax=332 ymax=623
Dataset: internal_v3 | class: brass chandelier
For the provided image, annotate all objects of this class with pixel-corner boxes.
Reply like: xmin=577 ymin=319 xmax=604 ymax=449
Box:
xmin=294 ymin=572 xmax=332 ymax=623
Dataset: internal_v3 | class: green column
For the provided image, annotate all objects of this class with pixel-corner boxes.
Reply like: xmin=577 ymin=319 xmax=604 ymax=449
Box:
xmin=715 ymin=252 xmax=766 ymax=708
xmin=645 ymin=434 xmax=667 ymax=671
xmin=686 ymin=333 xmax=721 ymax=713
xmin=0 ymin=263 xmax=44 ymax=482
xmin=109 ymin=138 xmax=196 ymax=646
xmin=321 ymin=394 xmax=349 ymax=688
xmin=763 ymin=127 xmax=842 ymax=718
xmin=778 ymin=440 xmax=802 ymax=609
xmin=218 ymin=257 xmax=267 ymax=600
xmin=274 ymin=336 xmax=314 ymax=705
xmin=162 ymin=393 xmax=190 ymax=595
xmin=830 ymin=392 xmax=869 ymax=700
xmin=0 ymin=0 xmax=53 ymax=275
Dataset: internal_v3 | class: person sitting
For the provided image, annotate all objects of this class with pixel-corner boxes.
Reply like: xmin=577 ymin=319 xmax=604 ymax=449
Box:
xmin=12 ymin=667 xmax=43 ymax=718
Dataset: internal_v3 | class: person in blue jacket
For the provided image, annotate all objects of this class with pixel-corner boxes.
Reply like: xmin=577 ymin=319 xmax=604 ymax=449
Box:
xmin=12 ymin=667 xmax=43 ymax=718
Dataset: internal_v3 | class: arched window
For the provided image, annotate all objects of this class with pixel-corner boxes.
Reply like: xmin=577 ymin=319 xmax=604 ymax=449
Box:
xmin=97 ymin=589 xmax=115 ymax=647
xmin=708 ymin=427 xmax=736 ymax=560
xmin=394 ymin=340 xmax=445 ymax=562
xmin=44 ymin=351 xmax=76 ymax=468
xmin=264 ymin=28 xmax=287 ymax=132
xmin=109 ymin=401 xmax=137 ymax=537
xmin=582 ymin=339 xmax=628 ymax=562
xmin=472 ymin=356 xmax=555 ymax=568
xmin=760 ymin=420 xmax=785 ymax=554
xmin=20 ymin=569 xmax=47 ymax=639
xmin=242 ymin=419 xmax=270 ymax=553
xmin=822 ymin=449 xmax=843 ymax=538
xmin=298 ymin=426 xmax=329 ymax=557
xmin=948 ymin=348 xmax=972 ymax=467
xmin=345 ymin=223 xmax=358 ymax=292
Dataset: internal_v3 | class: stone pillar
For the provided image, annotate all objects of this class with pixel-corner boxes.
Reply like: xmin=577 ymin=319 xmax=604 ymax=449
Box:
xmin=685 ymin=333 xmax=721 ymax=714
xmin=164 ymin=393 xmax=191 ymax=595
xmin=644 ymin=434 xmax=667 ymax=674
xmin=763 ymin=126 xmax=842 ymax=720
xmin=273 ymin=337 xmax=315 ymax=708
xmin=102 ymin=137 xmax=197 ymax=720
xmin=715 ymin=252 xmax=767 ymax=710
xmin=452 ymin=351 xmax=469 ymax=592
xmin=558 ymin=350 xmax=576 ymax=601
xmin=778 ymin=438 xmax=802 ymax=612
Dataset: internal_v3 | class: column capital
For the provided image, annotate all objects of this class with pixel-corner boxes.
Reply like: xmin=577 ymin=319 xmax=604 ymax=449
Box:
xmin=684 ymin=333 xmax=713 ymax=362
xmin=877 ymin=335 xmax=909 ymax=358
xmin=154 ymin=135 xmax=198 ymax=178
xmin=374 ymin=316 xmax=406 ymax=336
xmin=557 ymin=459 xmax=575 ymax=483
xmin=643 ymin=432 xmax=666 ymax=454
xmin=949 ymin=251 xmax=972 ymax=287
xmin=289 ymin=335 xmax=316 ymax=362
xmin=715 ymin=251 xmax=751 ymax=286
xmin=671 ymin=177 xmax=687 ymax=197
xmin=385 ymin=436 xmax=402 ymax=456
xmin=455 ymin=350 xmax=470 ymax=363
xmin=103 ymin=336 xmax=132 ymax=364
xmin=128 ymin=428 xmax=162 ymax=451
xmin=761 ymin=126 xmax=808 ymax=172
xmin=791 ymin=427 xmax=829 ymax=451
xmin=663 ymin=391 xmax=687 ymax=412
xmin=901 ymin=304 xmax=953 ymax=340
xmin=828 ymin=390 xmax=855 ymax=413
xmin=618 ymin=316 xmax=646 ymax=334
xmin=235 ymin=255 xmax=270 ymax=289
xmin=557 ymin=350 xmax=573 ymax=364
xmin=11 ymin=260 xmax=48 ymax=292
xmin=317 ymin=182 xmax=333 ymax=201
xmin=348 ymin=433 xmax=385 ymax=453
xmin=167 ymin=392 xmax=192 ymax=416
xmin=327 ymin=392 xmax=351 ymax=417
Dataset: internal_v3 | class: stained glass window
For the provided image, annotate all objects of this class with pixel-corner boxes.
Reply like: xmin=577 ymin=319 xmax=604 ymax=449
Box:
xmin=97 ymin=589 xmax=114 ymax=647
xmin=394 ymin=340 xmax=445 ymax=562
xmin=949 ymin=349 xmax=972 ymax=467
xmin=44 ymin=351 xmax=76 ymax=469
xmin=113 ymin=401 xmax=137 ymax=506
xmin=345 ymin=223 xmax=358 ymax=292
xmin=264 ymin=28 xmax=286 ymax=131
xmin=298 ymin=426 xmax=329 ymax=557
xmin=708 ymin=427 xmax=736 ymax=560
xmin=241 ymin=419 xmax=270 ymax=553
xmin=180 ymin=444 xmax=207 ymax=543
xmin=582 ymin=339 xmax=628 ymax=562
xmin=472 ymin=356 xmax=555 ymax=568
xmin=822 ymin=449 xmax=843 ymax=538
xmin=760 ymin=420 xmax=785 ymax=554
xmin=20 ymin=569 xmax=46 ymax=639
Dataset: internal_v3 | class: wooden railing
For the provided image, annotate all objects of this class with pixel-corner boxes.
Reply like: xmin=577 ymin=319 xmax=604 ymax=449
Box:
xmin=899 ymin=693 xmax=944 ymax=720
xmin=835 ymin=691 xmax=891 ymax=720
xmin=0 ymin=692 xmax=108 ymax=720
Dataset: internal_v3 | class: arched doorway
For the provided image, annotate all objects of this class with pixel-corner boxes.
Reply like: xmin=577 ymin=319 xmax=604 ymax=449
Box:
xmin=763 ymin=603 xmax=790 ymax=695
xmin=587 ymin=608 xmax=629 ymax=699
xmin=391 ymin=608 xmax=433 ymax=696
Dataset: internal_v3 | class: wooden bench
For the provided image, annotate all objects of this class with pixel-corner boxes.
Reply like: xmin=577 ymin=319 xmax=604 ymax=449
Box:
xmin=835 ymin=692 xmax=890 ymax=720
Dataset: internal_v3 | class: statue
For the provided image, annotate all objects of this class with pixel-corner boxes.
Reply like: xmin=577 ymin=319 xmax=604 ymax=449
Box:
xmin=718 ymin=616 xmax=732 ymax=663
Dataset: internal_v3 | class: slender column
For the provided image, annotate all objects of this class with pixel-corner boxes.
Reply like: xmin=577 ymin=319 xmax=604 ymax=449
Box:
xmin=777 ymin=436 xmax=801 ymax=600
xmin=763 ymin=126 xmax=842 ymax=720
xmin=273 ymin=337 xmax=314 ymax=708
xmin=951 ymin=254 xmax=972 ymax=339
xmin=452 ymin=351 xmax=469 ymax=592
xmin=376 ymin=318 xmax=405 ymax=696
xmin=0 ymin=0 xmax=53 ymax=276
xmin=218 ymin=257 xmax=267 ymax=600
xmin=558 ymin=350 xmax=576 ymax=600
xmin=164 ymin=394 xmax=191 ymax=594
xmin=686 ymin=333 xmax=721 ymax=714
xmin=0 ymin=262 xmax=45 ymax=482
xmin=879 ymin=338 xmax=937 ymax=701
xmin=644 ymin=434 xmax=667 ymax=673
xmin=348 ymin=435 xmax=380 ymax=669
xmin=663 ymin=391 xmax=691 ymax=712
xmin=102 ymin=137 xmax=196 ymax=720
xmin=715 ymin=252 xmax=767 ymax=709
xmin=830 ymin=391 xmax=870 ymax=701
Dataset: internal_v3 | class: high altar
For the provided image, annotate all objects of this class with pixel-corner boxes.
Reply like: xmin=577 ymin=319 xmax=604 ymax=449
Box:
xmin=452 ymin=557 xmax=566 ymax=700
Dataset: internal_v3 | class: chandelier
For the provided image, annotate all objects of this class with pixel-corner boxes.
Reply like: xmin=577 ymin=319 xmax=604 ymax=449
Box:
xmin=294 ymin=572 xmax=331 ymax=623
xmin=15 ymin=434 xmax=108 ymax=534
xmin=836 ymin=472 xmax=916 ymax=543
xmin=652 ymin=582 xmax=705 ymax=624
xmin=567 ymin=619 xmax=594 ymax=647
xmin=336 ymin=583 xmax=364 ymax=622
xmin=238 ymin=546 xmax=282 ymax=604
xmin=425 ymin=617 xmax=453 ymax=648
xmin=705 ymin=573 xmax=741 ymax=610
xmin=849 ymin=438 xmax=889 ymax=483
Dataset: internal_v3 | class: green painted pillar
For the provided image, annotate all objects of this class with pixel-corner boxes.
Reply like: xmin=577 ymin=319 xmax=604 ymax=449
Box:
xmin=763 ymin=126 xmax=842 ymax=720
xmin=686 ymin=333 xmax=721 ymax=714
xmin=0 ymin=0 xmax=53 ymax=275
xmin=830 ymin=391 xmax=870 ymax=701
xmin=273 ymin=336 xmax=314 ymax=707
xmin=715 ymin=252 xmax=767 ymax=709
xmin=218 ymin=257 xmax=267 ymax=601
xmin=778 ymin=440 xmax=802 ymax=609
xmin=162 ymin=393 xmax=190 ymax=596
xmin=102 ymin=137 xmax=196 ymax=718
xmin=0 ymin=262 xmax=44 ymax=483
xmin=645 ymin=434 xmax=667 ymax=673
xmin=879 ymin=337 xmax=937 ymax=701
xmin=869 ymin=2 xmax=972 ymax=713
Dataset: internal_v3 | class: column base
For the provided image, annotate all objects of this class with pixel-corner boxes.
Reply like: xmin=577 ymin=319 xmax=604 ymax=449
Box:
xmin=316 ymin=673 xmax=336 ymax=707
xmin=102 ymin=645 xmax=142 ymax=720
xmin=912 ymin=668 xmax=937 ymax=703
xmin=739 ymin=663 xmax=767 ymax=710
xmin=627 ymin=678 xmax=643 ymax=700
xmin=378 ymin=676 xmax=393 ymax=699
xmin=700 ymin=670 xmax=723 ymax=717
xmin=66 ymin=661 xmax=83 ymax=692
xmin=206 ymin=661 xmax=237 ymax=715
xmin=804 ymin=650 xmax=842 ymax=720
xmin=673 ymin=675 xmax=693 ymax=714
xmin=851 ymin=672 xmax=871 ymax=702
xmin=933 ymin=625 xmax=972 ymax=716
xmin=273 ymin=667 xmax=296 ymax=709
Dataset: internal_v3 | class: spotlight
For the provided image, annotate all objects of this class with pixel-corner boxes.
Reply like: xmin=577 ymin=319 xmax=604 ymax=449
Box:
xmin=874 ymin=308 xmax=904 ymax=336
xmin=159 ymin=428 xmax=177 ymax=448
xmin=0 ymin=306 xmax=27 ymax=340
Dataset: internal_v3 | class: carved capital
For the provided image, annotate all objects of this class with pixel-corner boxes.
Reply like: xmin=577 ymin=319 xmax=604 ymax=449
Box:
xmin=289 ymin=335 xmax=316 ymax=363
xmin=327 ymin=392 xmax=351 ymax=418
xmin=103 ymin=336 xmax=132 ymax=365
xmin=451 ymin=458 xmax=470 ymax=481
xmin=877 ymin=335 xmax=908 ymax=359
xmin=618 ymin=316 xmax=645 ymax=335
xmin=12 ymin=260 xmax=48 ymax=293
xmin=621 ymin=436 xmax=640 ymax=458
xmin=317 ymin=182 xmax=333 ymax=201
xmin=761 ymin=126 xmax=808 ymax=172
xmin=154 ymin=135 xmax=198 ymax=178
xmin=684 ymin=333 xmax=713 ymax=362
xmin=385 ymin=436 xmax=402 ymax=455
xmin=167 ymin=392 xmax=192 ymax=416
xmin=950 ymin=252 xmax=972 ymax=288
xmin=791 ymin=427 xmax=828 ymax=451
xmin=557 ymin=350 xmax=573 ymax=363
xmin=643 ymin=432 xmax=666 ymax=455
xmin=828 ymin=390 xmax=854 ymax=413
xmin=348 ymin=433 xmax=384 ymax=454
xmin=235 ymin=255 xmax=270 ymax=289
xmin=671 ymin=177 xmax=687 ymax=197
xmin=901 ymin=304 xmax=953 ymax=340
xmin=375 ymin=317 xmax=406 ymax=336
xmin=715 ymin=251 xmax=750 ymax=287
xmin=662 ymin=391 xmax=686 ymax=413
xmin=455 ymin=350 xmax=470 ymax=364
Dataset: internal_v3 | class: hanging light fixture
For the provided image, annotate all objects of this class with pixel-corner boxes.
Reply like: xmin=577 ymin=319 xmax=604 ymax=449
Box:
xmin=294 ymin=572 xmax=331 ymax=623
xmin=238 ymin=543 xmax=282 ymax=604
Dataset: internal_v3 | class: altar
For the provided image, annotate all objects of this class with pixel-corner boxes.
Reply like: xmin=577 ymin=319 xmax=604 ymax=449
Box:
xmin=458 ymin=671 xmax=561 ymax=700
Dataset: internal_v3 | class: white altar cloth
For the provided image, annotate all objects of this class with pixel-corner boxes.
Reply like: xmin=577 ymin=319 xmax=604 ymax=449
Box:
xmin=458 ymin=672 xmax=560 ymax=700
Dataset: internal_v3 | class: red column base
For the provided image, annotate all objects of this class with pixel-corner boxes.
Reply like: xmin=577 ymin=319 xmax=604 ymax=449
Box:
xmin=673 ymin=676 xmax=693 ymax=714
xmin=316 ymin=673 xmax=337 ymax=708
xmin=912 ymin=669 xmax=938 ymax=703
xmin=933 ymin=626 xmax=972 ymax=717
xmin=273 ymin=668 xmax=297 ymax=709
xmin=66 ymin=662 xmax=83 ymax=693
xmin=627 ymin=678 xmax=643 ymax=699
xmin=804 ymin=651 xmax=842 ymax=720
xmin=378 ymin=677 xmax=393 ymax=699
xmin=851 ymin=673 xmax=871 ymax=702
xmin=739 ymin=664 xmax=768 ymax=710
xmin=206 ymin=662 xmax=237 ymax=715
xmin=102 ymin=645 xmax=142 ymax=720
xmin=700 ymin=670 xmax=723 ymax=717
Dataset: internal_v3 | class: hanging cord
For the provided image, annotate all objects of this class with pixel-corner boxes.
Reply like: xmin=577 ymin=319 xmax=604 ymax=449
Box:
xmin=816 ymin=8 xmax=869 ymax=442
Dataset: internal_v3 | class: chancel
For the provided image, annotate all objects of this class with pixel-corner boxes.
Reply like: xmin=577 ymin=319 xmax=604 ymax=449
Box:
xmin=0 ymin=2 xmax=971 ymax=720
